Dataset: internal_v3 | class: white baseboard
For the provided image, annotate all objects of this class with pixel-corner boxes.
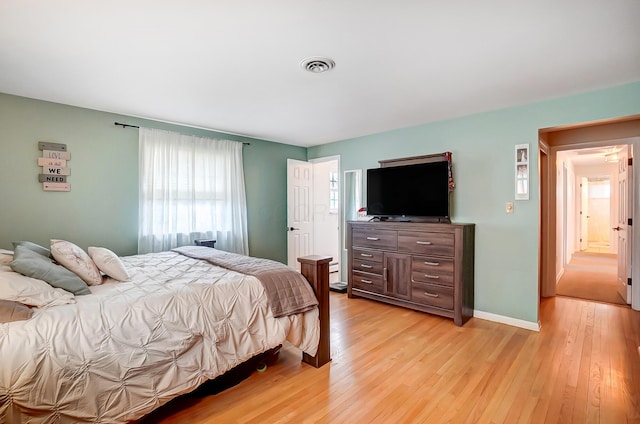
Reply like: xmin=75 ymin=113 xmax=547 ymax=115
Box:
xmin=473 ymin=310 xmax=541 ymax=332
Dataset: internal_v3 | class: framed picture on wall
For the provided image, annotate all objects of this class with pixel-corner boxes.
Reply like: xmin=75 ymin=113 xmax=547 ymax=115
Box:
xmin=515 ymin=144 xmax=529 ymax=200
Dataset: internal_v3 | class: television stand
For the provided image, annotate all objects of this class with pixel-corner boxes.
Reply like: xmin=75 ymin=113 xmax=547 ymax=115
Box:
xmin=346 ymin=220 xmax=474 ymax=326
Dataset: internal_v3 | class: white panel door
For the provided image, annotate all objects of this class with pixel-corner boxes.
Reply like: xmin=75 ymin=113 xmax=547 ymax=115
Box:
xmin=616 ymin=147 xmax=631 ymax=303
xmin=287 ymin=159 xmax=313 ymax=271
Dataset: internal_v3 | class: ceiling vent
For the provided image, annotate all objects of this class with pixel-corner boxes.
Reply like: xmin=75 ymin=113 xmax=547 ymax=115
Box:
xmin=300 ymin=57 xmax=336 ymax=74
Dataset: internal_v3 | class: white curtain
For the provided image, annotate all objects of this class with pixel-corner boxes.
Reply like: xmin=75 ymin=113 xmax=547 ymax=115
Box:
xmin=138 ymin=127 xmax=248 ymax=255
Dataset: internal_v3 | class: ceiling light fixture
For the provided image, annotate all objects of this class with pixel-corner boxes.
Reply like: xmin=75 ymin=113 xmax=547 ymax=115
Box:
xmin=604 ymin=146 xmax=624 ymax=163
xmin=300 ymin=57 xmax=336 ymax=74
xmin=604 ymin=152 xmax=619 ymax=163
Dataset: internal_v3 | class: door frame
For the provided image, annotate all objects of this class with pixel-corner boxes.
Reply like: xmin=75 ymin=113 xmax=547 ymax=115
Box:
xmin=539 ymin=114 xmax=640 ymax=311
xmin=287 ymin=155 xmax=341 ymax=272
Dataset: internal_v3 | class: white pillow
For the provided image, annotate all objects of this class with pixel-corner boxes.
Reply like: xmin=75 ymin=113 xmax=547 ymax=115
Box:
xmin=50 ymin=239 xmax=103 ymax=286
xmin=0 ymin=266 xmax=76 ymax=307
xmin=88 ymin=247 xmax=130 ymax=281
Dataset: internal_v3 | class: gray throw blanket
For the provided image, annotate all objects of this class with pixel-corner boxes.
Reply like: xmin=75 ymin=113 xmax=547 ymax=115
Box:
xmin=172 ymin=246 xmax=319 ymax=318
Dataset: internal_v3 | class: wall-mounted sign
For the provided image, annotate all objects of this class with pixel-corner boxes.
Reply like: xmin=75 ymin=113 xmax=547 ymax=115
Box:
xmin=38 ymin=142 xmax=67 ymax=152
xmin=38 ymin=142 xmax=70 ymax=192
xmin=37 ymin=158 xmax=67 ymax=167
xmin=42 ymin=166 xmax=71 ymax=175
xmin=42 ymin=150 xmax=71 ymax=160
xmin=43 ymin=182 xmax=71 ymax=192
xmin=38 ymin=174 xmax=67 ymax=183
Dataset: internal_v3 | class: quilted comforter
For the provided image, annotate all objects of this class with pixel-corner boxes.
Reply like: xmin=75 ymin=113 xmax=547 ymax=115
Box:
xmin=0 ymin=250 xmax=320 ymax=423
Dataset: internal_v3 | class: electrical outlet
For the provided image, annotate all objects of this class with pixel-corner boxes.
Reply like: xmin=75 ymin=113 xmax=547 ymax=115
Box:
xmin=505 ymin=202 xmax=514 ymax=214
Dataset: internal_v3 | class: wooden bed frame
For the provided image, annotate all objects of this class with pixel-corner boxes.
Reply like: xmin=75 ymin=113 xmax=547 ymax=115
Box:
xmin=298 ymin=255 xmax=332 ymax=368
xmin=191 ymin=255 xmax=332 ymax=399
xmin=119 ymin=255 xmax=335 ymax=421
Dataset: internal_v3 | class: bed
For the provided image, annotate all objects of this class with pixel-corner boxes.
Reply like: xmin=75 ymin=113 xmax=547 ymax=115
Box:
xmin=0 ymin=243 xmax=331 ymax=423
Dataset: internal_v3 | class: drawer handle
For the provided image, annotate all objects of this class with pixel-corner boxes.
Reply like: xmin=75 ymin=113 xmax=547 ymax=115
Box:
xmin=360 ymin=253 xmax=373 ymax=258
xmin=361 ymin=279 xmax=373 ymax=284
xmin=424 ymin=274 xmax=439 ymax=279
xmin=423 ymin=291 xmax=439 ymax=298
xmin=423 ymin=261 xmax=440 ymax=266
xmin=360 ymin=264 xmax=373 ymax=269
xmin=366 ymin=237 xmax=380 ymax=241
xmin=416 ymin=241 xmax=432 ymax=245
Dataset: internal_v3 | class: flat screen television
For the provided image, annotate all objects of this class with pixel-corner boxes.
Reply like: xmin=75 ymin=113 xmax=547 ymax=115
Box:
xmin=366 ymin=161 xmax=450 ymax=221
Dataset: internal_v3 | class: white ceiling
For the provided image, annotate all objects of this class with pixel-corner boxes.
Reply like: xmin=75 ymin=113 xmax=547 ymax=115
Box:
xmin=560 ymin=145 xmax=627 ymax=167
xmin=1 ymin=1 xmax=639 ymax=147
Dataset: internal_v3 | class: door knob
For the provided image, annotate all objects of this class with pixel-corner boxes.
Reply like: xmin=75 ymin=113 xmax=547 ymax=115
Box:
xmin=612 ymin=226 xmax=622 ymax=231
xmin=288 ymin=227 xmax=300 ymax=231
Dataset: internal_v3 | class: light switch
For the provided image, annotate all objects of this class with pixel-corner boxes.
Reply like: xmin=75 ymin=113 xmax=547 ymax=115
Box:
xmin=505 ymin=202 xmax=514 ymax=214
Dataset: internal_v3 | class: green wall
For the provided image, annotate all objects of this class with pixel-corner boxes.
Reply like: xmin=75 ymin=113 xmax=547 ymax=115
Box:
xmin=308 ymin=81 xmax=640 ymax=325
xmin=3 ymin=82 xmax=639 ymax=325
xmin=0 ymin=93 xmax=306 ymax=262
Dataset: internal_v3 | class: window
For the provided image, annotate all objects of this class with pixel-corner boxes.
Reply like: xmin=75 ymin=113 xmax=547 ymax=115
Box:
xmin=588 ymin=177 xmax=610 ymax=198
xmin=138 ymin=128 xmax=248 ymax=254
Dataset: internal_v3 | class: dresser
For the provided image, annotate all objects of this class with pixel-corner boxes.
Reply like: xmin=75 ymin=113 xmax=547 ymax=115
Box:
xmin=347 ymin=221 xmax=475 ymax=326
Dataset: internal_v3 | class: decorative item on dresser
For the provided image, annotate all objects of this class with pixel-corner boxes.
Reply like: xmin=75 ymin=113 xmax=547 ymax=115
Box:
xmin=347 ymin=221 xmax=474 ymax=326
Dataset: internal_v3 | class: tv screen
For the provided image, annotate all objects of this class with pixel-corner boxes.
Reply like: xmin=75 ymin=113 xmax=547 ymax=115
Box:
xmin=366 ymin=161 xmax=450 ymax=219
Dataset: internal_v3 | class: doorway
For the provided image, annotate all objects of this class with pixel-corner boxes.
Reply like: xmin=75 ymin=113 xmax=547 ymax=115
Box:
xmin=554 ymin=152 xmax=625 ymax=304
xmin=286 ymin=156 xmax=341 ymax=282
xmin=583 ymin=177 xmax=612 ymax=254
xmin=539 ymin=114 xmax=640 ymax=312
xmin=554 ymin=145 xmax=628 ymax=305
xmin=311 ymin=157 xmax=341 ymax=284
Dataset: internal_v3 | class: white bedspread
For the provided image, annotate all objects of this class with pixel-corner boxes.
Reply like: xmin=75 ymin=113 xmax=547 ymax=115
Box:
xmin=0 ymin=251 xmax=319 ymax=423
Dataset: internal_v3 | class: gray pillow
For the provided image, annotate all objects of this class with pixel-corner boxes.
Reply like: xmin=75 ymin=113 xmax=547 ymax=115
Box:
xmin=12 ymin=241 xmax=51 ymax=258
xmin=10 ymin=245 xmax=91 ymax=295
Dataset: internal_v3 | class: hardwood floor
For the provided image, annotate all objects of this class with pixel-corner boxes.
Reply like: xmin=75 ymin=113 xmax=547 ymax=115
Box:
xmin=141 ymin=293 xmax=640 ymax=423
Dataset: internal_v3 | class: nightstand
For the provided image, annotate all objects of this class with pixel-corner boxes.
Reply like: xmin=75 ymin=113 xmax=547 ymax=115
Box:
xmin=194 ymin=239 xmax=216 ymax=248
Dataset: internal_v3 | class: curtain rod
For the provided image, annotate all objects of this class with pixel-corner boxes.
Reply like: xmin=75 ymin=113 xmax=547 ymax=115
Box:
xmin=114 ymin=122 xmax=139 ymax=129
xmin=114 ymin=122 xmax=250 ymax=145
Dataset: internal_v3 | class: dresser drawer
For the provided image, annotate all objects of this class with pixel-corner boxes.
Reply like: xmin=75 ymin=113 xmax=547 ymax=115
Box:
xmin=353 ymin=259 xmax=384 ymax=274
xmin=352 ymin=228 xmax=397 ymax=250
xmin=352 ymin=248 xmax=384 ymax=263
xmin=352 ymin=272 xmax=384 ymax=294
xmin=398 ymin=231 xmax=454 ymax=256
xmin=411 ymin=282 xmax=454 ymax=310
xmin=411 ymin=256 xmax=454 ymax=286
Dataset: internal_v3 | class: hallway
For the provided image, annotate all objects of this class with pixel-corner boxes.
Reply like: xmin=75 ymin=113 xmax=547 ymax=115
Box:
xmin=556 ymin=251 xmax=626 ymax=305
